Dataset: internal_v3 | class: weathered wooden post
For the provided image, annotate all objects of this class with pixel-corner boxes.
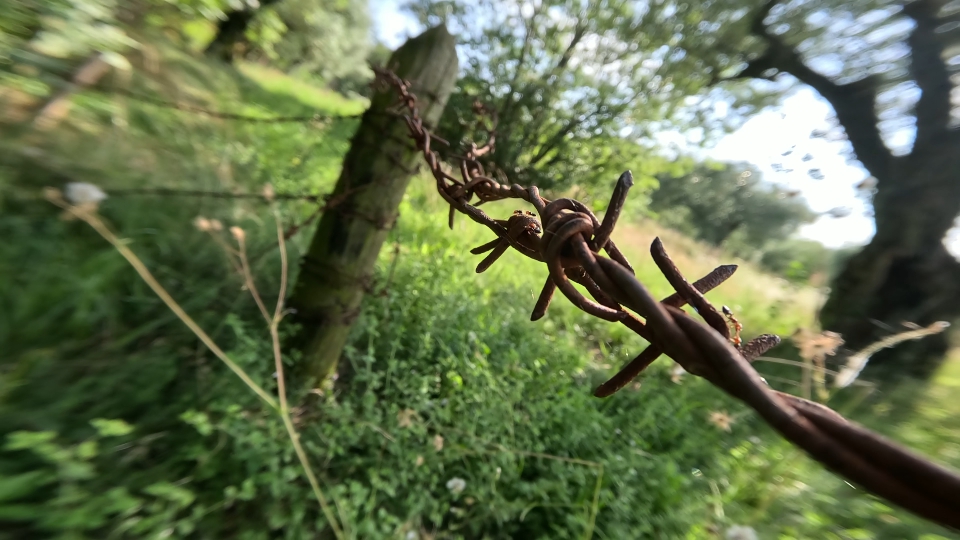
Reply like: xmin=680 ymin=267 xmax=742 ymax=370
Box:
xmin=289 ymin=26 xmax=458 ymax=382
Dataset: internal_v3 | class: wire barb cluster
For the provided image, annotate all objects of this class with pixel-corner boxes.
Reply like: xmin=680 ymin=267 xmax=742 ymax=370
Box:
xmin=371 ymin=67 xmax=960 ymax=530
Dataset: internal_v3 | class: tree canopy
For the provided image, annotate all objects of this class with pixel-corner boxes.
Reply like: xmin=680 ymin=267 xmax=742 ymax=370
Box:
xmin=650 ymin=162 xmax=816 ymax=252
xmin=245 ymin=0 xmax=373 ymax=85
xmin=404 ymin=0 xmax=780 ymax=191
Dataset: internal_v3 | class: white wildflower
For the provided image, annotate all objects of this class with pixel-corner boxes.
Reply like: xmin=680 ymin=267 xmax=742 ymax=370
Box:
xmin=65 ymin=182 xmax=107 ymax=205
xmin=405 ymin=531 xmax=417 ymax=540
xmin=445 ymin=477 xmax=466 ymax=495
xmin=725 ymin=525 xmax=758 ymax=540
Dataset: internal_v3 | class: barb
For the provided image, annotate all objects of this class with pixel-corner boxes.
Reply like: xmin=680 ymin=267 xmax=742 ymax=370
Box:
xmin=372 ymin=67 xmax=960 ymax=531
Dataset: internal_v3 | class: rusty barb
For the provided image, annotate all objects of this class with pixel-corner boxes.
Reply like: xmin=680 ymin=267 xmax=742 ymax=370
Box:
xmin=370 ymin=67 xmax=960 ymax=530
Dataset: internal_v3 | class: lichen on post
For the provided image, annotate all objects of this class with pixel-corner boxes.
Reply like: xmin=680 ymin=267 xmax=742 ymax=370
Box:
xmin=288 ymin=25 xmax=459 ymax=383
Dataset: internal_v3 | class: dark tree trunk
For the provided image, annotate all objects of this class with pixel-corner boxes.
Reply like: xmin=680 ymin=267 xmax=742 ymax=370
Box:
xmin=821 ymin=145 xmax=960 ymax=378
xmin=204 ymin=0 xmax=281 ymax=63
xmin=737 ymin=0 xmax=960 ymax=380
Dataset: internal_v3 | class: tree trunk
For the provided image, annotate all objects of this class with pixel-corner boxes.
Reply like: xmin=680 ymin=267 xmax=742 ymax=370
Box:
xmin=287 ymin=26 xmax=458 ymax=384
xmin=204 ymin=0 xmax=281 ymax=63
xmin=820 ymin=142 xmax=960 ymax=378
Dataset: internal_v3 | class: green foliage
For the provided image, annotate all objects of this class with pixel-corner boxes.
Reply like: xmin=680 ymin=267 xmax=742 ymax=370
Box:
xmin=246 ymin=0 xmax=374 ymax=92
xmin=0 ymin=184 xmax=744 ymax=538
xmin=649 ymin=162 xmax=818 ymax=270
xmin=0 ymin=38 xmax=745 ymax=538
xmin=405 ymin=0 xmax=778 ymax=191
xmin=759 ymin=238 xmax=832 ymax=284
xmin=0 ymin=0 xmax=137 ymax=67
xmin=0 ymin=419 xmax=180 ymax=538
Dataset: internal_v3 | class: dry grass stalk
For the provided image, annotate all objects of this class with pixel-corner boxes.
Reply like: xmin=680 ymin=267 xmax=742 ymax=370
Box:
xmin=44 ymin=185 xmax=346 ymax=540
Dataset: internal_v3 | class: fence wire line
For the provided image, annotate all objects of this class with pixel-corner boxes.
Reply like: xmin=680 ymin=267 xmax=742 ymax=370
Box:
xmin=369 ymin=67 xmax=960 ymax=531
xmin=95 ymin=86 xmax=365 ymax=124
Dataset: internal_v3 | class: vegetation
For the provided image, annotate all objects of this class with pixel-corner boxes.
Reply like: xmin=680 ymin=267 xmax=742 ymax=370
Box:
xmin=650 ymin=163 xmax=815 ymax=248
xmin=1 ymin=1 xmax=959 ymax=539
xmin=405 ymin=0 xmax=778 ymax=191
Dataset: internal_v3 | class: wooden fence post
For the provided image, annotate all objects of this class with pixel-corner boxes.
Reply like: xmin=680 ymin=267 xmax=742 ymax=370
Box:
xmin=288 ymin=25 xmax=458 ymax=382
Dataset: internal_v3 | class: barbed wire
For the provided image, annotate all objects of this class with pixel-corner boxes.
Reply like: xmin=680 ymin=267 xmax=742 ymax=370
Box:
xmin=370 ymin=67 xmax=960 ymax=531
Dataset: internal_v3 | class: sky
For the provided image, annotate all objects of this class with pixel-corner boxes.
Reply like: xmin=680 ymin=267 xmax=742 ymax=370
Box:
xmin=367 ymin=0 xmax=937 ymax=251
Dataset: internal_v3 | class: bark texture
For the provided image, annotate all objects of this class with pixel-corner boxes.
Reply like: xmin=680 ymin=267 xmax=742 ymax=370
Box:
xmin=288 ymin=26 xmax=459 ymax=383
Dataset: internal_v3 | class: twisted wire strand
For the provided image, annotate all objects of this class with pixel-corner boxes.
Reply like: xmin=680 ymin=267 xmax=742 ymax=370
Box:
xmin=370 ymin=67 xmax=960 ymax=530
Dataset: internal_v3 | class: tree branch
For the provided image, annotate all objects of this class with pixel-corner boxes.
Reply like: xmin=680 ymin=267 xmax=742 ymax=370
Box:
xmin=528 ymin=113 xmax=587 ymax=166
xmin=516 ymin=17 xmax=588 ymax=138
xmin=499 ymin=0 xmax=542 ymax=122
xmin=733 ymin=0 xmax=892 ymax=179
xmin=903 ymin=0 xmax=953 ymax=151
xmin=554 ymin=21 xmax=587 ymax=75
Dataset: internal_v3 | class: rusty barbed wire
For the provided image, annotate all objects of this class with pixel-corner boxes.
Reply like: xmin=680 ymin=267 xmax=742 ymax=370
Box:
xmin=370 ymin=67 xmax=960 ymax=530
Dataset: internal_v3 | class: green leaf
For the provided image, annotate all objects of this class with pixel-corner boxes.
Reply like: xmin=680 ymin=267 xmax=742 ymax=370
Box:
xmin=60 ymin=460 xmax=96 ymax=481
xmin=144 ymin=482 xmax=196 ymax=509
xmin=76 ymin=440 xmax=99 ymax=461
xmin=0 ymin=503 xmax=43 ymax=522
xmin=179 ymin=410 xmax=214 ymax=436
xmin=0 ymin=471 xmax=56 ymax=502
xmin=238 ymin=478 xmax=256 ymax=501
xmin=4 ymin=430 xmax=57 ymax=451
xmin=90 ymin=418 xmax=134 ymax=438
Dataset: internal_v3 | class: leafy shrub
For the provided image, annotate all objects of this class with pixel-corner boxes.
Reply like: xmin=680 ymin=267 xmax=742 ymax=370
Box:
xmin=759 ymin=238 xmax=832 ymax=285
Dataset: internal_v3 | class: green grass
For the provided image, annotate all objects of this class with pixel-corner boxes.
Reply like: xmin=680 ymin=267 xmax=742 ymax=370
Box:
xmin=237 ymin=62 xmax=368 ymax=116
xmin=1 ymin=38 xmax=958 ymax=540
